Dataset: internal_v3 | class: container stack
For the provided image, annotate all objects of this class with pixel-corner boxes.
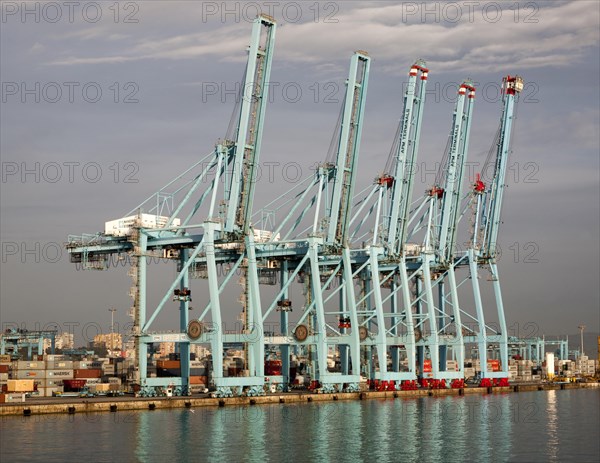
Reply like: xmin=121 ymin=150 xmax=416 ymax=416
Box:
xmin=576 ymin=356 xmax=596 ymax=376
xmin=0 ymin=354 xmax=10 ymax=393
xmin=445 ymin=360 xmax=458 ymax=372
xmin=508 ymin=360 xmax=518 ymax=380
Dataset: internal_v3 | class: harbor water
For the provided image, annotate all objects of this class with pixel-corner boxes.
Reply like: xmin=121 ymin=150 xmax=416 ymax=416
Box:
xmin=1 ymin=389 xmax=598 ymax=462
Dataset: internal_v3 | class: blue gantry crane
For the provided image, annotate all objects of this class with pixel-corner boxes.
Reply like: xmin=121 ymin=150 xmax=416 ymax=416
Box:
xmin=66 ymin=17 xmax=523 ymax=396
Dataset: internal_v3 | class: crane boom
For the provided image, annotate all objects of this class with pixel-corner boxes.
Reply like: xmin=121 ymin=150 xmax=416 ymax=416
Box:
xmin=387 ymin=61 xmax=429 ymax=255
xmin=225 ymin=15 xmax=277 ymax=233
xmin=437 ymin=80 xmax=475 ymax=263
xmin=482 ymin=75 xmax=523 ymax=256
xmin=326 ymin=51 xmax=370 ymax=244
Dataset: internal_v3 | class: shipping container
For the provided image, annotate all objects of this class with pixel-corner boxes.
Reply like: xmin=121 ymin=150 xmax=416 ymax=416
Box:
xmin=0 ymin=373 xmax=8 ymax=381
xmin=2 ymin=393 xmax=25 ymax=403
xmin=463 ymin=368 xmax=476 ymax=378
xmin=16 ymin=361 xmax=44 ymax=370
xmin=0 ymin=365 xmax=9 ymax=374
xmin=265 ymin=360 xmax=282 ymax=376
xmin=105 ymin=214 xmax=180 ymax=237
xmin=43 ymin=379 xmax=63 ymax=388
xmin=63 ymin=379 xmax=87 ymax=391
xmin=14 ymin=369 xmax=45 ymax=379
xmin=423 ymin=359 xmax=432 ymax=373
xmin=0 ymin=354 xmax=12 ymax=363
xmin=156 ymin=360 xmax=181 ymax=369
xmin=93 ymin=383 xmax=111 ymax=392
xmin=7 ymin=379 xmax=34 ymax=392
xmin=46 ymin=361 xmax=74 ymax=370
xmin=487 ymin=359 xmax=501 ymax=372
xmin=157 ymin=368 xmax=181 ymax=377
xmin=189 ymin=376 xmax=208 ymax=385
xmin=74 ymin=369 xmax=102 ymax=379
xmin=46 ymin=370 xmax=74 ymax=379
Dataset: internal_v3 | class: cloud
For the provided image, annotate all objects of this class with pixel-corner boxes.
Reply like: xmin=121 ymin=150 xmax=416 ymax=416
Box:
xmin=28 ymin=42 xmax=45 ymax=54
xmin=41 ymin=2 xmax=598 ymax=74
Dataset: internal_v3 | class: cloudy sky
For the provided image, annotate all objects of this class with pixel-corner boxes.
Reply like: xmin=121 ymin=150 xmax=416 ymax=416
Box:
xmin=1 ymin=1 xmax=598 ymax=346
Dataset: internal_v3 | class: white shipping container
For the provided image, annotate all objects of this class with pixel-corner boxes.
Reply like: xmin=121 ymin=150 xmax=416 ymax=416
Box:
xmin=107 ymin=377 xmax=121 ymax=384
xmin=14 ymin=370 xmax=45 ymax=379
xmin=45 ymin=355 xmax=65 ymax=362
xmin=5 ymin=393 xmax=25 ymax=402
xmin=43 ymin=379 xmax=63 ymax=387
xmin=16 ymin=361 xmax=44 ymax=370
xmin=0 ymin=373 xmax=8 ymax=381
xmin=463 ymin=368 xmax=476 ymax=378
xmin=85 ymin=378 xmax=101 ymax=384
xmin=47 ymin=361 xmax=74 ymax=370
xmin=46 ymin=370 xmax=74 ymax=379
xmin=105 ymin=214 xmax=180 ymax=237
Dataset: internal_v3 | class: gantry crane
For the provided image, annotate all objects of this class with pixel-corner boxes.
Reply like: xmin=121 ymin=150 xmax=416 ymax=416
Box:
xmin=66 ymin=17 xmax=523 ymax=395
xmin=465 ymin=75 xmax=523 ymax=382
xmin=67 ymin=15 xmax=277 ymax=397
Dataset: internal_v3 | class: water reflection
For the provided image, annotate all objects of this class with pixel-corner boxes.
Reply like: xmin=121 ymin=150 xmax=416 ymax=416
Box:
xmin=545 ymin=390 xmax=559 ymax=462
xmin=2 ymin=389 xmax=599 ymax=462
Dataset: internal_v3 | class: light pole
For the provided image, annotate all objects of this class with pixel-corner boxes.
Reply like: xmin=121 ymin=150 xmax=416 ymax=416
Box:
xmin=109 ymin=307 xmax=117 ymax=354
xmin=578 ymin=325 xmax=585 ymax=357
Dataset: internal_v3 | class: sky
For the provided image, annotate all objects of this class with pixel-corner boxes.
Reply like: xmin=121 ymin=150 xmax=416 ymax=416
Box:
xmin=1 ymin=1 xmax=599 ymax=347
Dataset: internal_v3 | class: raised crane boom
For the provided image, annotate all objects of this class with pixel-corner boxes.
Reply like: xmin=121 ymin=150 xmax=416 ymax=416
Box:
xmin=482 ymin=75 xmax=523 ymax=256
xmin=225 ymin=15 xmax=277 ymax=233
xmin=386 ymin=60 xmax=429 ymax=255
xmin=437 ymin=80 xmax=475 ymax=263
xmin=326 ymin=51 xmax=370 ymax=244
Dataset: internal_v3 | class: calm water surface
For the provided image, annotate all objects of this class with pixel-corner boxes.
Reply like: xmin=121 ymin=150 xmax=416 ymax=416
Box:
xmin=1 ymin=389 xmax=599 ymax=462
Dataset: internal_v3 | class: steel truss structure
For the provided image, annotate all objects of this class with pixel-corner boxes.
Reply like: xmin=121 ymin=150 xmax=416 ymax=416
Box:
xmin=66 ymin=16 xmax=523 ymax=396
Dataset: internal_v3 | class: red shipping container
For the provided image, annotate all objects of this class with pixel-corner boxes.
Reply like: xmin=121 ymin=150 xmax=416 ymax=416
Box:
xmin=157 ymin=360 xmax=180 ymax=369
xmin=63 ymin=379 xmax=87 ymax=391
xmin=189 ymin=376 xmax=207 ymax=385
xmin=74 ymin=369 xmax=102 ymax=379
xmin=0 ymin=365 xmax=9 ymax=373
xmin=487 ymin=360 xmax=500 ymax=372
xmin=423 ymin=359 xmax=432 ymax=373
xmin=265 ymin=360 xmax=282 ymax=376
